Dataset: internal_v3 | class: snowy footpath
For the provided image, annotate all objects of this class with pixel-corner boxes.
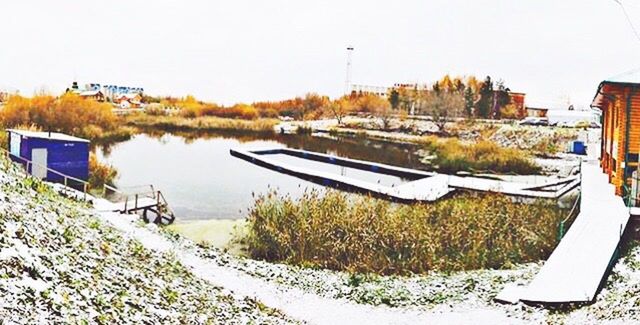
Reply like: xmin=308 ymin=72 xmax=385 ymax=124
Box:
xmin=95 ymin=209 xmax=519 ymax=325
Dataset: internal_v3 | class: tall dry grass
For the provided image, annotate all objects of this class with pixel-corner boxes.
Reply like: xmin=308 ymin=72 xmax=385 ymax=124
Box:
xmin=420 ymin=136 xmax=541 ymax=174
xmin=125 ymin=114 xmax=278 ymax=133
xmin=244 ymin=190 xmax=567 ymax=275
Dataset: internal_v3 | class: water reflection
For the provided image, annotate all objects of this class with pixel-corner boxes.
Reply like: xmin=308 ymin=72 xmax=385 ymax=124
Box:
xmin=96 ymin=131 xmax=425 ymax=220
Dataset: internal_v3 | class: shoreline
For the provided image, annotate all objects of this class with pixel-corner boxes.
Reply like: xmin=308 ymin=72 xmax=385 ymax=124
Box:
xmin=167 ymin=218 xmax=247 ymax=255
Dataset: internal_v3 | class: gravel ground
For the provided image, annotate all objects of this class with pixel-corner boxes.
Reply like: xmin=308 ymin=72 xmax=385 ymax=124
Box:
xmin=0 ymin=160 xmax=296 ymax=324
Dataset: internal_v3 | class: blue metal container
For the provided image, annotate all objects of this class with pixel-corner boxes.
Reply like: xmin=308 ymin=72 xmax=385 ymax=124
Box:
xmin=7 ymin=129 xmax=90 ymax=183
xmin=572 ymin=141 xmax=586 ymax=155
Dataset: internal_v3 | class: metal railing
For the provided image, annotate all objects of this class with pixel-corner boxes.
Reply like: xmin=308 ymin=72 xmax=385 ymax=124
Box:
xmin=557 ymin=159 xmax=582 ymax=240
xmin=558 ymin=191 xmax=581 ymax=240
xmin=0 ymin=147 xmax=173 ymax=217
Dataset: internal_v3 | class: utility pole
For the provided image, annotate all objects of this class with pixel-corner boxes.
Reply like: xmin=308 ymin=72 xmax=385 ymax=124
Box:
xmin=345 ymin=46 xmax=354 ymax=96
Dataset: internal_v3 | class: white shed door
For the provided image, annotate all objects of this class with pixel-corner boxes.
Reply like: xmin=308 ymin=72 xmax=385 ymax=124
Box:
xmin=31 ymin=148 xmax=48 ymax=179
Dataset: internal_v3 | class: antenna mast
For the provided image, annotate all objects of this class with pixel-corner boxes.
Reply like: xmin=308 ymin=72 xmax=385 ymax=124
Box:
xmin=345 ymin=46 xmax=354 ymax=95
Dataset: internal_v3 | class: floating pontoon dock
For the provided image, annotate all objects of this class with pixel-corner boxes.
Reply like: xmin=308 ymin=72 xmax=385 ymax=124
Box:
xmin=230 ymin=147 xmax=580 ymax=202
xmin=497 ymin=161 xmax=630 ymax=304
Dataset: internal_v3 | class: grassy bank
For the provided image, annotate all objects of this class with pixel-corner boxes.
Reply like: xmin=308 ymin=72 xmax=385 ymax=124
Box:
xmin=0 ymin=154 xmax=290 ymax=323
xmin=419 ymin=136 xmax=541 ymax=174
xmin=244 ymin=190 xmax=568 ymax=275
xmin=125 ymin=114 xmax=279 ymax=133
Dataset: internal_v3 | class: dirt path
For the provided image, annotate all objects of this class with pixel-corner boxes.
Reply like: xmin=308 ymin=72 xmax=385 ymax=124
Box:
xmin=96 ymin=211 xmax=519 ymax=325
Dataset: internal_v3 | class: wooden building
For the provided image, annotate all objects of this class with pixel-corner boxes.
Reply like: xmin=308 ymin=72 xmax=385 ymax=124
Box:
xmin=591 ymin=70 xmax=640 ymax=196
xmin=78 ymin=90 xmax=105 ymax=102
xmin=508 ymin=91 xmax=527 ymax=118
xmin=116 ymin=93 xmax=143 ymax=109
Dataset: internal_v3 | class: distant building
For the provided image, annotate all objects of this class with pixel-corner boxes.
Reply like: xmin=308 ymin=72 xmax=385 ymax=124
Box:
xmin=506 ymin=91 xmax=526 ymax=118
xmin=78 ymin=90 xmax=105 ymax=102
xmin=350 ymin=83 xmax=431 ymax=98
xmin=67 ymin=81 xmax=144 ymax=103
xmin=546 ymin=109 xmax=599 ymax=126
xmin=526 ymin=107 xmax=549 ymax=117
xmin=350 ymin=84 xmax=391 ymax=97
xmin=101 ymin=84 xmax=144 ymax=102
xmin=116 ymin=93 xmax=143 ymax=109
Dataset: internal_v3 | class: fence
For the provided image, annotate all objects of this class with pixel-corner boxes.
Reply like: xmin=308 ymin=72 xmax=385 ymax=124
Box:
xmin=0 ymin=147 xmax=173 ymax=219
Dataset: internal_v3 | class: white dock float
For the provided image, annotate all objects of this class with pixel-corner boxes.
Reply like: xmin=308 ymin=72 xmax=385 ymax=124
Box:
xmin=231 ymin=148 xmax=453 ymax=201
xmin=230 ymin=147 xmax=580 ymax=202
xmin=498 ymin=161 xmax=630 ymax=304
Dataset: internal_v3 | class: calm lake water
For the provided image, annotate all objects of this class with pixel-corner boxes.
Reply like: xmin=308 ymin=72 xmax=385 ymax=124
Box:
xmin=96 ymin=132 xmax=424 ymax=220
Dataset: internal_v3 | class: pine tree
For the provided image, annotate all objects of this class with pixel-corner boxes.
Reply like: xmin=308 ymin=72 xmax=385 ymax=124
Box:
xmin=388 ymin=89 xmax=400 ymax=109
xmin=464 ymin=87 xmax=474 ymax=117
xmin=476 ymin=76 xmax=493 ymax=118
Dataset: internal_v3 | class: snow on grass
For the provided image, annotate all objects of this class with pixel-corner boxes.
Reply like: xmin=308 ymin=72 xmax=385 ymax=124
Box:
xmin=3 ymin=146 xmax=640 ymax=324
xmin=0 ymin=161 xmax=294 ymax=324
xmin=97 ymin=208 xmax=526 ymax=324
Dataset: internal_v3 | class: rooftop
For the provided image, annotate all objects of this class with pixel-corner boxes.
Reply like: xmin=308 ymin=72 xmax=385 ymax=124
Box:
xmin=7 ymin=129 xmax=90 ymax=143
xmin=79 ymin=90 xmax=103 ymax=96
xmin=603 ymin=68 xmax=640 ymax=85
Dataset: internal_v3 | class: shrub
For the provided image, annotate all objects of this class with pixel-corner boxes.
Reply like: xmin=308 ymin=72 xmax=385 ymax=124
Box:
xmin=295 ymin=125 xmax=313 ymax=135
xmin=177 ymin=102 xmax=259 ymax=120
xmin=88 ymin=153 xmax=118 ymax=190
xmin=145 ymin=103 xmax=168 ymax=116
xmin=125 ymin=115 xmax=278 ymax=133
xmin=0 ymin=130 xmax=6 ymax=150
xmin=260 ymin=108 xmax=280 ymax=119
xmin=244 ymin=190 xmax=568 ymax=275
xmin=0 ymin=93 xmax=119 ymax=141
xmin=419 ymin=136 xmax=541 ymax=174
xmin=198 ymin=104 xmax=222 ymax=117
xmin=179 ymin=106 xmax=199 ymax=118
xmin=223 ymin=104 xmax=259 ymax=120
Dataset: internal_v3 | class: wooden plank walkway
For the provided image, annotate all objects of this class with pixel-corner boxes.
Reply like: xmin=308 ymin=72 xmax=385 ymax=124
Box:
xmin=498 ymin=161 xmax=630 ymax=304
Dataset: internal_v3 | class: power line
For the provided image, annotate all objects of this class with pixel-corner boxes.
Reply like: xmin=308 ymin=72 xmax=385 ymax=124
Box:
xmin=613 ymin=0 xmax=640 ymax=43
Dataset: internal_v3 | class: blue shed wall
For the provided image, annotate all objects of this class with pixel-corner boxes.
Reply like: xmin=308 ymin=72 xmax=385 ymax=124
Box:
xmin=9 ymin=132 xmax=89 ymax=183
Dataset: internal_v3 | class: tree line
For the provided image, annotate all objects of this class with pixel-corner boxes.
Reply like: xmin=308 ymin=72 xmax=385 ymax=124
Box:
xmin=143 ymin=74 xmax=518 ymax=129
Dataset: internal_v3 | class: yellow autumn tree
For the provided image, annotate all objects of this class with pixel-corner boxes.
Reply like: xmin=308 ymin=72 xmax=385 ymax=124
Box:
xmin=326 ymin=96 xmax=353 ymax=124
xmin=0 ymin=93 xmax=116 ymax=137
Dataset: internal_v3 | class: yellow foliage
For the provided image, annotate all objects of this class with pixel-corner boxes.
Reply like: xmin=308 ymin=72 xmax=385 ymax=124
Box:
xmin=88 ymin=153 xmax=118 ymax=189
xmin=500 ymin=104 xmax=519 ymax=119
xmin=0 ymin=93 xmax=116 ymax=139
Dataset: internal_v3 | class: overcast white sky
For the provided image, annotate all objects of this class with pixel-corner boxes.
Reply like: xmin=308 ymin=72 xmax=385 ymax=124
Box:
xmin=1 ymin=0 xmax=639 ymax=107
